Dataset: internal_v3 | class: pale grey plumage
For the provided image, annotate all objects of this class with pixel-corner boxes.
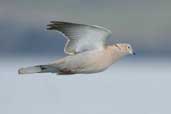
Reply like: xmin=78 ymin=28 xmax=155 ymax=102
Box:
xmin=18 ymin=21 xmax=135 ymax=75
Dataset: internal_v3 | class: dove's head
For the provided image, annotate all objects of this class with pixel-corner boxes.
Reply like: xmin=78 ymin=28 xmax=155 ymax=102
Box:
xmin=113 ymin=43 xmax=135 ymax=55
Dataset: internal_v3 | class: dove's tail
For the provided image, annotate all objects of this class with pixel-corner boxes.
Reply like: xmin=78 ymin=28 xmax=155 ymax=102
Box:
xmin=18 ymin=65 xmax=55 ymax=75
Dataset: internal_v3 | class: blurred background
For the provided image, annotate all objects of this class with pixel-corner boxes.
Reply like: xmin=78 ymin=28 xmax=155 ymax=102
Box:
xmin=0 ymin=0 xmax=171 ymax=114
xmin=1 ymin=0 xmax=171 ymax=56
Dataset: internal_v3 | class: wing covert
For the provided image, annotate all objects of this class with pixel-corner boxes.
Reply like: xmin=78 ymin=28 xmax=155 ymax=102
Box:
xmin=47 ymin=21 xmax=112 ymax=55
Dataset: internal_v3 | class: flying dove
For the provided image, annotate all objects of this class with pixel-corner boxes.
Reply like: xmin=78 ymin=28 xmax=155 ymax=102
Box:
xmin=18 ymin=21 xmax=135 ymax=75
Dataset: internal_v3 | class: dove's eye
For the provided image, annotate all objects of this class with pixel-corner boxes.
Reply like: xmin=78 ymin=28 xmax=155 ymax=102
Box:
xmin=127 ymin=46 xmax=130 ymax=49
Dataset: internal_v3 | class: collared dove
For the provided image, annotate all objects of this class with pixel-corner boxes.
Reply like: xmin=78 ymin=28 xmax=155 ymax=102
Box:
xmin=18 ymin=21 xmax=135 ymax=75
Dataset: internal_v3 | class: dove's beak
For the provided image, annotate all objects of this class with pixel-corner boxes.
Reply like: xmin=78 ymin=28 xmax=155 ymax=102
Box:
xmin=130 ymin=50 xmax=136 ymax=55
xmin=133 ymin=52 xmax=136 ymax=55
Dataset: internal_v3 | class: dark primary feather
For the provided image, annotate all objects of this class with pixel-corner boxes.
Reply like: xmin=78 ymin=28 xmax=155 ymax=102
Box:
xmin=47 ymin=21 xmax=94 ymax=30
xmin=47 ymin=21 xmax=84 ymax=40
xmin=47 ymin=21 xmax=84 ymax=31
xmin=47 ymin=21 xmax=82 ymax=30
xmin=47 ymin=21 xmax=111 ymax=39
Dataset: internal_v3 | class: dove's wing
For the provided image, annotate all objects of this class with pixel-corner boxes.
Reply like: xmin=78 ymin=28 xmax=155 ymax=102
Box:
xmin=47 ymin=21 xmax=112 ymax=55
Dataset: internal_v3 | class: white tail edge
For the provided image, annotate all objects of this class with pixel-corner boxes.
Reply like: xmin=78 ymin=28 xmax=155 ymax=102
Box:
xmin=18 ymin=66 xmax=43 ymax=74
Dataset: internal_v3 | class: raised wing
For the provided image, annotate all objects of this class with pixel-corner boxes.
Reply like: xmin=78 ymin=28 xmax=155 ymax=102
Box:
xmin=47 ymin=21 xmax=112 ymax=55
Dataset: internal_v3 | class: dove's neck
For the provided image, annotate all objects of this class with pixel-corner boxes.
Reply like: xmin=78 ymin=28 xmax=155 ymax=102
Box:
xmin=106 ymin=46 xmax=128 ymax=62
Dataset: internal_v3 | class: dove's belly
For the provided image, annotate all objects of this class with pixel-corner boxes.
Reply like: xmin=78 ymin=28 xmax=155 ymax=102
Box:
xmin=74 ymin=53 xmax=112 ymax=73
xmin=52 ymin=48 xmax=118 ymax=74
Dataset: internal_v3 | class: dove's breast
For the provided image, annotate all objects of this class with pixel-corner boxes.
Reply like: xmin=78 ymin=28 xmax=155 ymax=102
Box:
xmin=69 ymin=48 xmax=118 ymax=73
